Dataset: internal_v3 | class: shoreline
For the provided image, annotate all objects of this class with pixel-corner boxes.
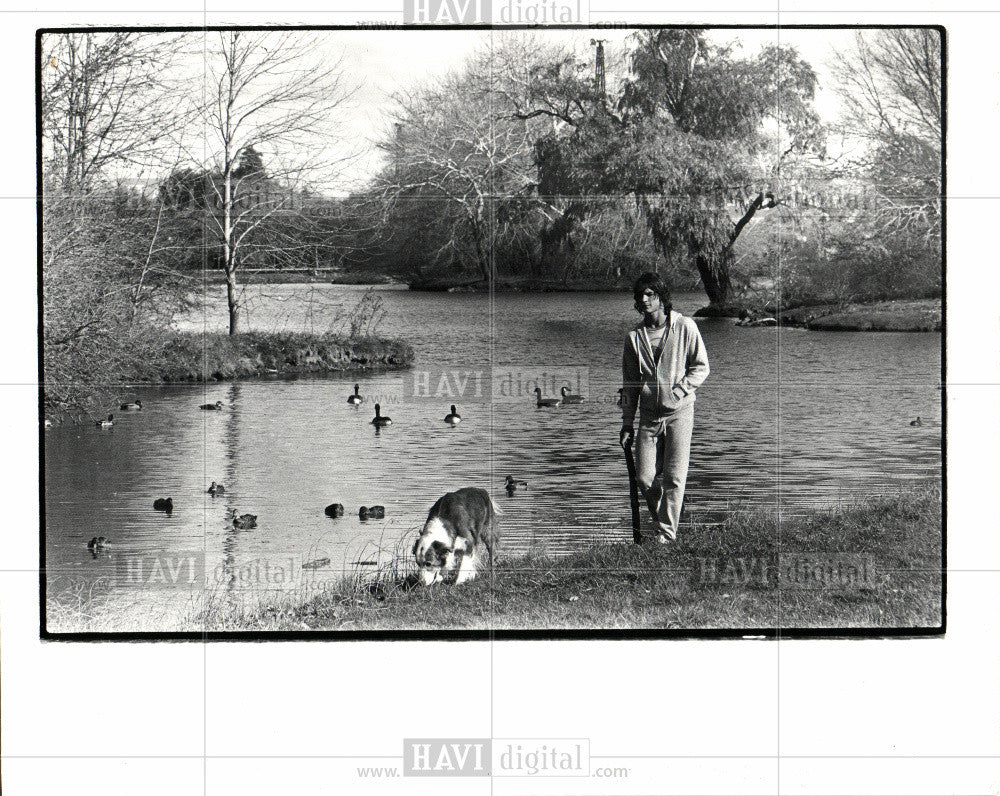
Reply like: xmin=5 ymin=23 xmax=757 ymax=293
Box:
xmin=774 ymin=298 xmax=941 ymax=332
xmin=130 ymin=331 xmax=415 ymax=383
xmin=194 ymin=271 xmax=940 ymax=332
xmin=183 ymin=484 xmax=941 ymax=633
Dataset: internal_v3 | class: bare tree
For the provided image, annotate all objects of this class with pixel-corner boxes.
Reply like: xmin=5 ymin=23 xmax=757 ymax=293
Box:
xmin=825 ymin=29 xmax=943 ymax=300
xmin=41 ymin=32 xmax=191 ymax=191
xmin=831 ymin=29 xmax=942 ymax=233
xmin=195 ymin=32 xmax=356 ymax=334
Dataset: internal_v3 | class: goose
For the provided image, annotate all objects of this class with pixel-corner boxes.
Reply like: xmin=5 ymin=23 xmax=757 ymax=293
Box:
xmin=231 ymin=510 xmax=257 ymax=529
xmin=444 ymin=405 xmax=461 ymax=425
xmin=87 ymin=536 xmax=110 ymax=551
xmin=119 ymin=399 xmax=142 ymax=411
xmin=324 ymin=503 xmax=345 ymax=518
xmin=504 ymin=475 xmax=528 ymax=494
xmin=96 ymin=414 xmax=115 ymax=428
xmin=153 ymin=497 xmax=173 ymax=512
xmin=371 ymin=403 xmax=392 ymax=427
xmin=207 ymin=481 xmax=225 ymax=496
xmin=200 ymin=401 xmax=224 ymax=410
xmin=910 ymin=416 xmax=923 ymax=427
xmin=347 ymin=384 xmax=364 ymax=405
xmin=533 ymin=387 xmax=561 ymax=408
xmin=560 ymin=386 xmax=585 ymax=404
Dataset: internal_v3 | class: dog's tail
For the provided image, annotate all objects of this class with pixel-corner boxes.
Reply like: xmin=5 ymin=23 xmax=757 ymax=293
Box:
xmin=488 ymin=493 xmax=503 ymax=516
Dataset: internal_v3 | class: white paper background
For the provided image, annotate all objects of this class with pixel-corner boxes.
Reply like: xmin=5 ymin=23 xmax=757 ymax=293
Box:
xmin=3 ymin=3 xmax=998 ymax=794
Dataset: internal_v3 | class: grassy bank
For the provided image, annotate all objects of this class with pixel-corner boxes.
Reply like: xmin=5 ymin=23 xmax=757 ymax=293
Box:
xmin=777 ymin=299 xmax=941 ymax=332
xmin=125 ymin=331 xmax=414 ymax=383
xmin=408 ymin=275 xmax=638 ymax=293
xmin=191 ymin=484 xmax=942 ymax=632
xmin=196 ymin=269 xmax=401 ymax=286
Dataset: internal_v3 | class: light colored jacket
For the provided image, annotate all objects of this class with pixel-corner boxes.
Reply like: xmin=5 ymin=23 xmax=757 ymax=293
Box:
xmin=621 ymin=310 xmax=710 ymax=427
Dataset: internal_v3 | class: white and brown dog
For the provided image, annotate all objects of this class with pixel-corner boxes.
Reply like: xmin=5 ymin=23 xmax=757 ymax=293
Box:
xmin=412 ymin=487 xmax=499 ymax=585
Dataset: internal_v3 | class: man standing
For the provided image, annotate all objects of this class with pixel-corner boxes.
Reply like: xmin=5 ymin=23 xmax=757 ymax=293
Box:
xmin=620 ymin=273 xmax=710 ymax=543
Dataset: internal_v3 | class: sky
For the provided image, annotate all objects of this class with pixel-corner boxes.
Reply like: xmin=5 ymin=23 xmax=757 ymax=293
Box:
xmin=324 ymin=27 xmax=861 ymax=194
xmin=49 ymin=27 xmax=863 ymax=196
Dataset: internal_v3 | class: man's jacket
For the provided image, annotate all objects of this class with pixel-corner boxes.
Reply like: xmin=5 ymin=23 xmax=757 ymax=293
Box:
xmin=621 ymin=310 xmax=710 ymax=427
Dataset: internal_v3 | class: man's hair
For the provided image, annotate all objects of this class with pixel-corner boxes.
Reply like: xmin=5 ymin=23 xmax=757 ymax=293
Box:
xmin=632 ymin=272 xmax=672 ymax=313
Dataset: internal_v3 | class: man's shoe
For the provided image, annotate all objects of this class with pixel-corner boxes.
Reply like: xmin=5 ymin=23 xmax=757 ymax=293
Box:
xmin=656 ymin=525 xmax=677 ymax=544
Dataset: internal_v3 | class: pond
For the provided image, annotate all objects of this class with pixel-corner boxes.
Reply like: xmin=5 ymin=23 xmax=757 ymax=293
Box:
xmin=44 ymin=285 xmax=941 ymax=630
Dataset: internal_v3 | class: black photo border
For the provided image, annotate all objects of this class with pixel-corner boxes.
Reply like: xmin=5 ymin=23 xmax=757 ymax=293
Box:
xmin=37 ymin=22 xmax=947 ymax=642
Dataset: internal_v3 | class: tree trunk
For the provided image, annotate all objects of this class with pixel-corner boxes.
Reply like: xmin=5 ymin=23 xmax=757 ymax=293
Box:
xmin=472 ymin=227 xmax=490 ymax=282
xmin=223 ymin=164 xmax=239 ymax=335
xmin=693 ymin=246 xmax=733 ymax=306
xmin=226 ymin=265 xmax=239 ymax=335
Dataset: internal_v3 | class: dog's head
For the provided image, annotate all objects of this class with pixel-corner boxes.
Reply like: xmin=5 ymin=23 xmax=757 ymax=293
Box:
xmin=412 ymin=536 xmax=452 ymax=584
xmin=412 ymin=517 xmax=457 ymax=585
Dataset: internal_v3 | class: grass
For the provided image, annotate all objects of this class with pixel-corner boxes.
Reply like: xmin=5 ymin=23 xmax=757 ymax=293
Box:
xmin=184 ymin=483 xmax=942 ymax=633
xmin=127 ymin=331 xmax=414 ymax=383
xmin=778 ymin=299 xmax=941 ymax=332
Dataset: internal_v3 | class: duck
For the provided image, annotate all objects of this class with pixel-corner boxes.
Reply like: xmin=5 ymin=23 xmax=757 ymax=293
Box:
xmin=153 ymin=497 xmax=173 ymax=513
xmin=616 ymin=388 xmax=625 ymax=407
xmin=560 ymin=386 xmax=585 ymax=404
xmin=444 ymin=405 xmax=461 ymax=425
xmin=533 ymin=387 xmax=561 ymax=408
xmin=347 ymin=384 xmax=364 ymax=405
xmin=207 ymin=481 xmax=226 ymax=496
xmin=910 ymin=416 xmax=923 ymax=427
xmin=231 ymin=510 xmax=257 ymax=529
xmin=87 ymin=536 xmax=110 ymax=551
xmin=366 ymin=505 xmax=385 ymax=519
xmin=200 ymin=401 xmax=224 ymax=410
xmin=96 ymin=414 xmax=115 ymax=428
xmin=504 ymin=475 xmax=528 ymax=494
xmin=119 ymin=399 xmax=142 ymax=411
xmin=324 ymin=503 xmax=345 ymax=518
xmin=359 ymin=506 xmax=369 ymax=520
xmin=371 ymin=403 xmax=392 ymax=427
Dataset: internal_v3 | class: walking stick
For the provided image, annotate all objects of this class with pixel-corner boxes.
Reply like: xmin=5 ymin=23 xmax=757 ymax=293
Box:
xmin=623 ymin=437 xmax=642 ymax=544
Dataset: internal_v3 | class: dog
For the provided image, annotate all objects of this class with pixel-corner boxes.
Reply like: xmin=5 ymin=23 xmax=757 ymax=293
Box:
xmin=412 ymin=487 xmax=499 ymax=585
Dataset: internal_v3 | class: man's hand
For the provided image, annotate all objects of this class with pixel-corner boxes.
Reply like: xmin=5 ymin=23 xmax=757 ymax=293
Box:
xmin=619 ymin=426 xmax=634 ymax=449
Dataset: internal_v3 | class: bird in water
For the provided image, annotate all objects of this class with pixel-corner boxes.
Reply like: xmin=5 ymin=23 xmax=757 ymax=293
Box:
xmin=207 ymin=481 xmax=225 ymax=496
xmin=616 ymin=388 xmax=624 ymax=407
xmin=444 ymin=405 xmax=461 ymax=425
xmin=533 ymin=387 xmax=561 ymax=408
xmin=371 ymin=403 xmax=392 ymax=427
xmin=505 ymin=475 xmax=528 ymax=495
xmin=347 ymin=384 xmax=364 ymax=405
xmin=231 ymin=510 xmax=257 ymax=529
xmin=200 ymin=401 xmax=224 ymax=410
xmin=910 ymin=417 xmax=923 ymax=427
xmin=119 ymin=399 xmax=142 ymax=411
xmin=153 ymin=497 xmax=173 ymax=513
xmin=324 ymin=503 xmax=345 ymax=518
xmin=560 ymin=386 xmax=585 ymax=404
xmin=96 ymin=414 xmax=115 ymax=428
xmin=87 ymin=536 xmax=110 ymax=552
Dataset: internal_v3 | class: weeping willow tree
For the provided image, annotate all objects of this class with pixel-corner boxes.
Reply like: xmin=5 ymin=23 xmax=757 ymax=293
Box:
xmin=533 ymin=30 xmax=824 ymax=309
